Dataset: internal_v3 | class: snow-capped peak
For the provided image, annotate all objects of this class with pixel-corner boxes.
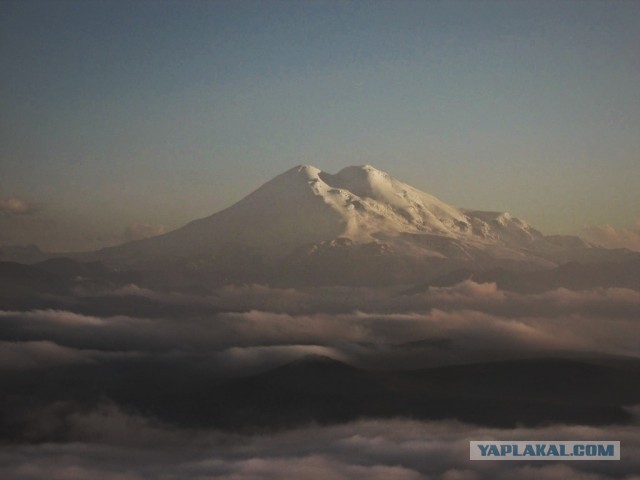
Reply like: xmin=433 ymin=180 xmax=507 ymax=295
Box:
xmin=100 ymin=164 xmax=547 ymax=264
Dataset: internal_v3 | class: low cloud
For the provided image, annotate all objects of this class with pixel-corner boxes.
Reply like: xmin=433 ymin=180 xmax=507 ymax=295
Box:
xmin=0 ymin=340 xmax=92 ymax=370
xmin=123 ymin=223 xmax=166 ymax=242
xmin=0 ymin=309 xmax=107 ymax=327
xmin=583 ymin=220 xmax=640 ymax=251
xmin=108 ymin=280 xmax=640 ymax=318
xmin=1 ymin=278 xmax=639 ymax=479
xmin=0 ymin=196 xmax=37 ymax=215
xmin=2 ymin=281 xmax=639 ymax=370
xmin=0 ymin=414 xmax=637 ymax=479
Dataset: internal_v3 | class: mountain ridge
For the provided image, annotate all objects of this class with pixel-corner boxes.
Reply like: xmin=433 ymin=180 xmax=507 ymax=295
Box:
xmin=98 ymin=165 xmax=550 ymax=258
xmin=75 ymin=164 xmax=638 ymax=285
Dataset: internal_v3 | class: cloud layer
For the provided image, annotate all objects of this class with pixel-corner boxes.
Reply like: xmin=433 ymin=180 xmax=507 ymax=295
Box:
xmin=0 ymin=414 xmax=638 ymax=480
xmin=2 ymin=281 xmax=639 ymax=372
xmin=2 ymin=280 xmax=639 ymax=479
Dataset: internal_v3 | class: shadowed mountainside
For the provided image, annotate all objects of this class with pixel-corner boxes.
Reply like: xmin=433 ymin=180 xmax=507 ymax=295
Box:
xmin=2 ymin=355 xmax=639 ymax=442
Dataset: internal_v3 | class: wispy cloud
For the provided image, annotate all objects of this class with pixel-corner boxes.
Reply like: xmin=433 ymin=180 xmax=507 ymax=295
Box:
xmin=123 ymin=223 xmax=166 ymax=242
xmin=583 ymin=219 xmax=640 ymax=251
xmin=0 ymin=196 xmax=37 ymax=215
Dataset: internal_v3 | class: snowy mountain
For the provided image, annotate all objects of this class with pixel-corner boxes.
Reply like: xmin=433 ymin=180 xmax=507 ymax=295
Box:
xmin=95 ymin=165 xmax=633 ymax=285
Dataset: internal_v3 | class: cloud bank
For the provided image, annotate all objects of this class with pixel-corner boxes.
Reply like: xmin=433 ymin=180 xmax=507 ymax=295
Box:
xmin=2 ymin=281 xmax=638 ymax=372
xmin=584 ymin=220 xmax=640 ymax=251
xmin=0 ymin=414 xmax=637 ymax=480
xmin=2 ymin=280 xmax=639 ymax=479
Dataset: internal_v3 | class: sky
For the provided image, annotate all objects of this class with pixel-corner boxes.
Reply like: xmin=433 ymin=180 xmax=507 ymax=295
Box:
xmin=1 ymin=0 xmax=639 ymax=251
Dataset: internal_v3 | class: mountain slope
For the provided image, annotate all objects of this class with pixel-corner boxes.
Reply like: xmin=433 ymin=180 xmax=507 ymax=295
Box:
xmin=99 ymin=166 xmax=540 ymax=258
xmin=92 ymin=164 xmax=636 ymax=284
xmin=4 ymin=355 xmax=638 ymax=436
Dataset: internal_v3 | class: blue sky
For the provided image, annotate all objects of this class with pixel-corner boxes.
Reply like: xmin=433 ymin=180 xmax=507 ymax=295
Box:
xmin=1 ymin=0 xmax=639 ymax=250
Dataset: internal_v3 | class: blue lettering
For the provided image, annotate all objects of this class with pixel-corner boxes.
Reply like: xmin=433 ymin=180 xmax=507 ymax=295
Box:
xmin=598 ymin=445 xmax=614 ymax=457
xmin=500 ymin=445 xmax=513 ymax=456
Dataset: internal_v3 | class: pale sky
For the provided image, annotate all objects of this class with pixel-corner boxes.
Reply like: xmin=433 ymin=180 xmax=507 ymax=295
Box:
xmin=1 ymin=0 xmax=639 ymax=251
